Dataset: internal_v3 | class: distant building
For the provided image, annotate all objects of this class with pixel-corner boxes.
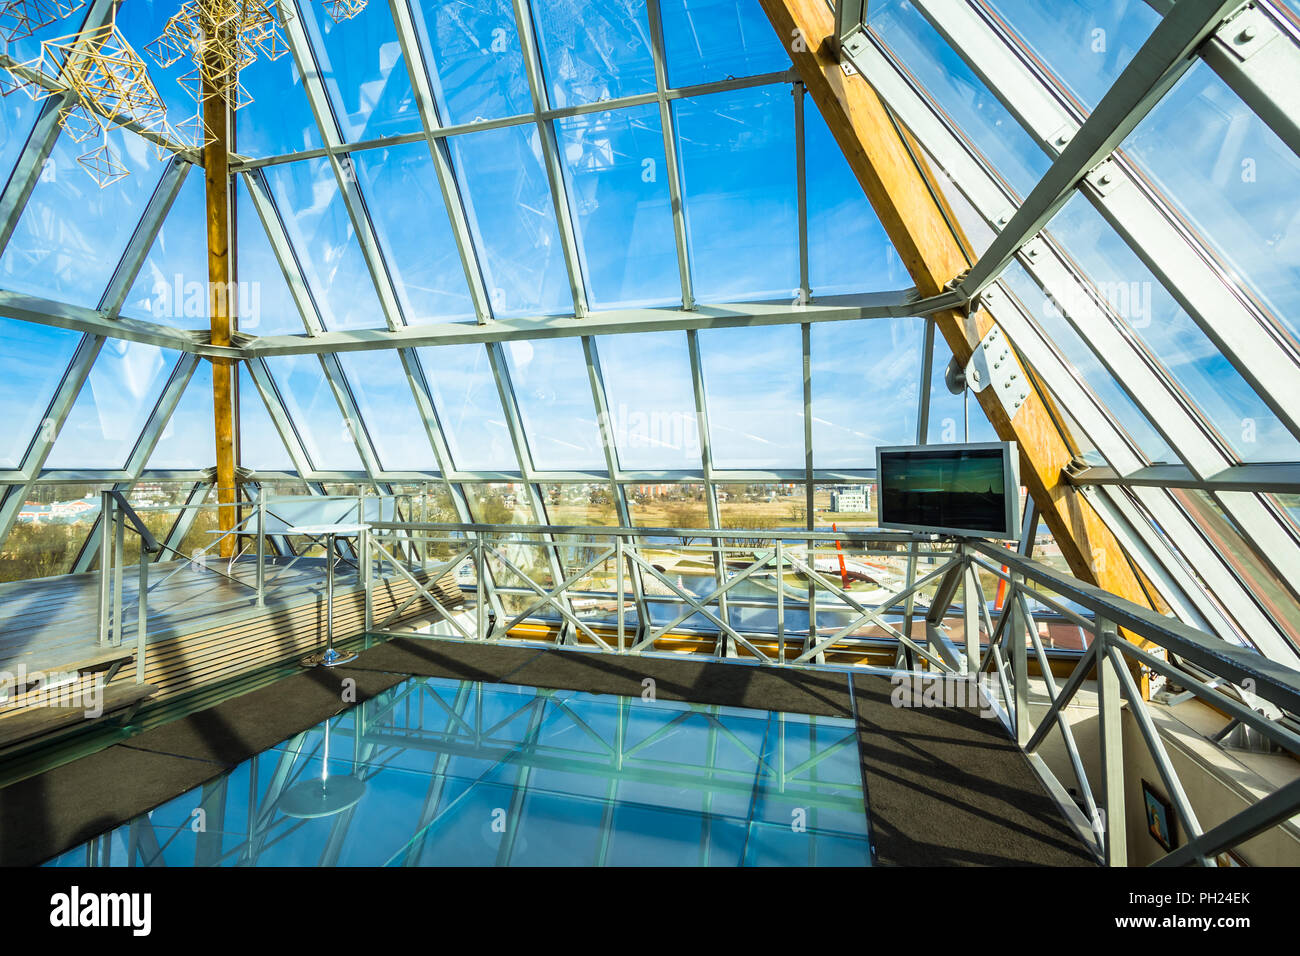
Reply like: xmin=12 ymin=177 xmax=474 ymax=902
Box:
xmin=50 ymin=497 xmax=97 ymax=520
xmin=17 ymin=502 xmax=50 ymax=524
xmin=829 ymin=487 xmax=870 ymax=513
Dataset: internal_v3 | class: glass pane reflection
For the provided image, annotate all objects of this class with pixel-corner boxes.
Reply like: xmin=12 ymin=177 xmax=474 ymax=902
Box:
xmin=47 ymin=676 xmax=871 ymax=866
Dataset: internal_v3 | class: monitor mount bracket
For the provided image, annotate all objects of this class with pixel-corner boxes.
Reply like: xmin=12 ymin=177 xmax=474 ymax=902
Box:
xmin=959 ymin=322 xmax=1028 ymax=422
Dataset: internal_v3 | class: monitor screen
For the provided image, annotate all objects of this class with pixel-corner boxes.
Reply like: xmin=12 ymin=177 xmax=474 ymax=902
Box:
xmin=876 ymin=443 xmax=1019 ymax=539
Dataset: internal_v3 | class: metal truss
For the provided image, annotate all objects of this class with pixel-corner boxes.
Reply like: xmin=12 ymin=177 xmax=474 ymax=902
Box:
xmin=960 ymin=539 xmax=1300 ymax=866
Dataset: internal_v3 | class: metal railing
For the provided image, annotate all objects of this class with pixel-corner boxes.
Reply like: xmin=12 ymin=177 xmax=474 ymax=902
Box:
xmin=360 ymin=520 xmax=1300 ymax=867
xmin=93 ymin=490 xmax=424 ymax=669
xmin=95 ymin=491 xmax=160 ymax=683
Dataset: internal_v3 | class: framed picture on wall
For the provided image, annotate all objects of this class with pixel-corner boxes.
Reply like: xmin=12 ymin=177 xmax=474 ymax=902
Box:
xmin=1142 ymin=779 xmax=1177 ymax=851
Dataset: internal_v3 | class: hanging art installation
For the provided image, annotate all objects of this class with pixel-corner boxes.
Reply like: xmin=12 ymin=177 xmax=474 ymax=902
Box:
xmin=0 ymin=0 xmax=358 ymax=186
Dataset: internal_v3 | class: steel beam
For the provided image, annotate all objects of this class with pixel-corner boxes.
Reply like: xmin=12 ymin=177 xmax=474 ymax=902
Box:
xmin=509 ymin=0 xmax=590 ymax=319
xmin=386 ymin=0 xmax=493 ymax=323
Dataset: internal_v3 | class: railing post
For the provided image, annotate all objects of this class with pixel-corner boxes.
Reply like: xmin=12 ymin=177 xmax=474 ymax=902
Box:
xmin=136 ymin=547 xmax=148 ymax=684
xmin=806 ymin=538 xmax=818 ymax=658
xmin=361 ymin=525 xmax=372 ymax=633
xmin=1009 ymin=571 xmax=1029 ymax=746
xmin=256 ymin=486 xmax=266 ymax=607
xmin=112 ymin=505 xmax=125 ymax=648
xmin=616 ymin=535 xmax=625 ymax=653
xmin=97 ymin=490 xmax=113 ymax=647
xmin=776 ymin=538 xmax=785 ymax=664
xmin=475 ymin=537 xmax=486 ymax=641
xmin=962 ymin=546 xmax=979 ymax=678
xmin=1096 ymin=619 xmax=1128 ymax=866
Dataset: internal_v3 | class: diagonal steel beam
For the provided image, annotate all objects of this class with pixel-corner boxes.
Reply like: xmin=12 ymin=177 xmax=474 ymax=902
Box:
xmin=509 ymin=0 xmax=590 ymax=319
xmin=386 ymin=0 xmax=493 ymax=323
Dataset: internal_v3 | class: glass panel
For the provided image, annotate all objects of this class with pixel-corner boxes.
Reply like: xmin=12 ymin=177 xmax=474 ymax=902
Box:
xmin=411 ymin=0 xmax=532 ymax=126
xmin=299 ymin=0 xmax=420 ymax=143
xmin=120 ymin=169 xmax=208 ymax=327
xmin=234 ymin=178 xmax=308 ymax=336
xmin=556 ymin=104 xmax=679 ymax=309
xmin=145 ymin=360 xmax=212 ymax=470
xmin=867 ymin=0 xmax=1049 ymax=198
xmin=595 ymin=331 xmax=701 ymax=471
xmin=448 ymin=124 xmax=571 ymax=317
xmin=0 ymin=0 xmax=94 ymax=64
xmin=531 ymin=0 xmax=657 ymax=108
xmin=115 ymin=0 xmax=205 ymax=129
xmin=2 ymin=482 xmax=111 ymax=583
xmin=541 ymin=482 xmax=619 ymax=525
xmin=1046 ymin=195 xmax=1299 ymax=463
xmin=1177 ymin=489 xmax=1300 ymax=652
xmin=812 ymin=483 xmax=876 ymax=529
xmin=416 ymin=344 xmax=515 ymax=471
xmin=997 ymin=262 xmax=1175 ymax=464
xmin=266 ymin=354 xmax=364 ymax=471
xmin=463 ymin=481 xmax=543 ymax=524
xmin=351 ymin=143 xmax=475 ymax=322
xmin=673 ymin=86 xmax=797 ymax=302
xmin=1275 ymin=492 xmax=1300 ymax=533
xmin=810 ymin=318 xmax=923 ymax=468
xmin=0 ymin=127 xmax=165 ymax=309
xmin=0 ymin=318 xmax=81 ymax=469
xmin=658 ymin=0 xmax=790 ymax=88
xmin=336 ymin=349 xmax=437 ymax=472
xmin=239 ymin=364 xmax=295 ymax=472
xmin=697 ymin=325 xmax=803 ymax=469
xmin=263 ymin=157 xmax=387 ymax=331
xmin=503 ymin=338 xmax=605 ymax=471
xmin=46 ymin=677 xmax=870 ymax=867
xmin=715 ymin=482 xmax=805 ymax=530
xmin=981 ymin=0 xmax=1159 ymax=111
xmin=805 ymin=101 xmax=909 ymax=295
xmin=0 ymin=66 xmax=40 ymax=189
xmin=1122 ymin=62 xmax=1300 ymax=346
xmin=46 ymin=341 xmax=177 ymax=469
xmin=627 ymin=482 xmax=709 ymax=529
xmin=235 ymin=19 xmax=323 ymax=157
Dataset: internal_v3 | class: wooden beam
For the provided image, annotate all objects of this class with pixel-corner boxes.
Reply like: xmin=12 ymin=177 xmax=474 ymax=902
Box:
xmin=760 ymin=0 xmax=1155 ymax=611
xmin=201 ymin=1 xmax=238 ymax=560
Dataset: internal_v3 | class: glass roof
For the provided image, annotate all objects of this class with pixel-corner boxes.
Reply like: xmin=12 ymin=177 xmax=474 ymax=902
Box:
xmin=2 ymin=0 xmax=1299 ymax=668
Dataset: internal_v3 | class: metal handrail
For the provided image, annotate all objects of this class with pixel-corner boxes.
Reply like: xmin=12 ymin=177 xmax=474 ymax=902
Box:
xmin=104 ymin=490 xmax=161 ymax=554
xmin=360 ymin=520 xmax=1300 ymax=867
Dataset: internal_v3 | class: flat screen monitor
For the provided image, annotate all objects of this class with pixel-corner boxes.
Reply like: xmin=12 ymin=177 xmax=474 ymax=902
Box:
xmin=875 ymin=442 xmax=1020 ymax=540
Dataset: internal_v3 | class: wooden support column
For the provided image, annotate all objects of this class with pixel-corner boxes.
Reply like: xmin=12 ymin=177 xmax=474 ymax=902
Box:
xmin=760 ymin=0 xmax=1153 ymax=611
xmin=201 ymin=0 xmax=237 ymax=559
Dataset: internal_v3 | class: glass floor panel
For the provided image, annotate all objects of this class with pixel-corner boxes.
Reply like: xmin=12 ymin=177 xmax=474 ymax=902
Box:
xmin=46 ymin=676 xmax=873 ymax=867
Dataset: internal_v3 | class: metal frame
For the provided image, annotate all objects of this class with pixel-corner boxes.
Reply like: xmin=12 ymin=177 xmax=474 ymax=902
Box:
xmin=1 ymin=0 xmax=1299 ymax=698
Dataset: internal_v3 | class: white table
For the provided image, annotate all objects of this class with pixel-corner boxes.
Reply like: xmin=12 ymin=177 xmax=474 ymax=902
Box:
xmin=288 ymin=523 xmax=370 ymax=668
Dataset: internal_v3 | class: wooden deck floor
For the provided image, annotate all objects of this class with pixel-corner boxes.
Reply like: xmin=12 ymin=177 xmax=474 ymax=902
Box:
xmin=0 ymin=557 xmax=439 ymax=726
xmin=0 ymin=557 xmax=350 ymax=673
